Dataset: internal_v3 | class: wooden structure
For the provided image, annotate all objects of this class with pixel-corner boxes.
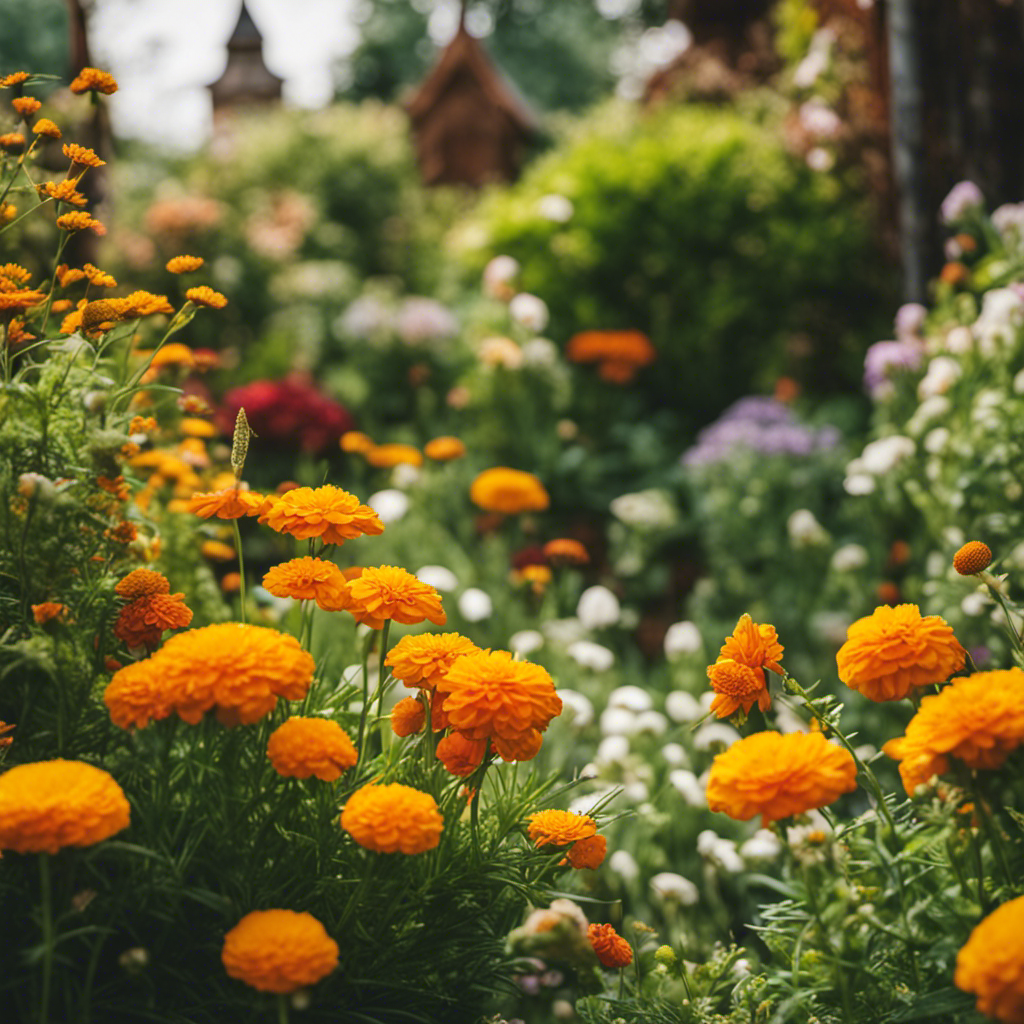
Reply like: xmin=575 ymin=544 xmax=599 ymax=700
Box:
xmin=208 ymin=1 xmax=283 ymax=116
xmin=405 ymin=14 xmax=539 ymax=187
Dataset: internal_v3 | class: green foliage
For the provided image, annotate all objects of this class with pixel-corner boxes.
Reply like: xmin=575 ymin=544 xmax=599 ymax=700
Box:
xmin=0 ymin=0 xmax=68 ymax=82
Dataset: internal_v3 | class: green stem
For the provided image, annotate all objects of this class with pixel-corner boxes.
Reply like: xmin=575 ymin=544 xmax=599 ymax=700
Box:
xmin=985 ymin=579 xmax=1024 ymax=657
xmin=39 ymin=852 xmax=53 ymax=1024
xmin=231 ymin=518 xmax=246 ymax=625
xmin=375 ymin=620 xmax=392 ymax=748
xmin=276 ymin=993 xmax=289 ymax=1024
xmin=356 ymin=634 xmax=372 ymax=767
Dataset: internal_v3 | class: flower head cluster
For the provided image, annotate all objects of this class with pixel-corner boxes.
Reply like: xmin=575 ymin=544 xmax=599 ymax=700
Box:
xmin=435 ymin=731 xmax=488 ymax=775
xmin=186 ymin=487 xmax=265 ymax=520
xmin=185 ymin=285 xmax=227 ymax=309
xmin=955 ymin=896 xmax=1024 ymax=1023
xmin=470 ymin=467 xmax=550 ymax=514
xmin=588 ymin=923 xmax=633 ymax=968
xmin=31 ymin=602 xmax=67 ymax=625
xmin=424 ymin=436 xmax=467 ymax=461
xmin=836 ymin=603 xmax=965 ymax=701
xmin=566 ymin=330 xmax=656 ymax=383
xmin=528 ymin=810 xmax=604 ymax=867
xmin=365 ymin=443 xmax=422 ymax=468
xmin=262 ymin=557 xmax=351 ymax=611
xmin=341 ymin=783 xmax=443 ymax=854
xmin=390 ymin=697 xmax=426 ymax=737
xmin=113 ymin=569 xmax=191 ymax=650
xmin=260 ymin=484 xmax=383 ymax=545
xmin=706 ymin=614 xmax=783 ymax=719
xmin=344 ymin=565 xmax=446 ymax=629
xmin=953 ymin=540 xmax=993 ymax=576
xmin=69 ymin=67 xmax=118 ymax=94
xmin=385 ymin=632 xmax=479 ymax=689
xmin=266 ymin=717 xmax=357 ymax=781
xmin=543 ymin=538 xmax=589 ymax=565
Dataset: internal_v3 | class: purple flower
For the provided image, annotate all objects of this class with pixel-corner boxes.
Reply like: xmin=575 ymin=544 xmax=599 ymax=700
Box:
xmin=894 ymin=302 xmax=927 ymax=339
xmin=863 ymin=339 xmax=924 ymax=397
xmin=940 ymin=181 xmax=984 ymax=225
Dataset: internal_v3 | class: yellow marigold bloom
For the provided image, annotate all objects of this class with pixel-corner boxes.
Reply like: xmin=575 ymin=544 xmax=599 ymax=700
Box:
xmin=0 ymin=132 xmax=25 ymax=153
xmin=166 ymin=255 xmax=204 ymax=274
xmin=470 ymin=467 xmax=550 ymax=514
xmin=63 ymin=142 xmax=104 ymax=168
xmin=260 ymin=484 xmax=384 ymax=546
xmin=6 ymin=317 xmax=33 ymax=345
xmin=56 ymin=263 xmax=85 ymax=286
xmin=0 ymin=289 xmax=45 ymax=310
xmin=186 ymin=487 xmax=265 ymax=520
xmin=340 ymin=430 xmax=374 ymax=454
xmin=435 ymin=731 xmax=487 ymax=776
xmin=222 ymin=909 xmax=339 ymax=994
xmin=39 ymin=180 xmax=87 ymax=206
xmin=956 ymin=896 xmax=1024 ymax=1023
xmin=424 ymin=436 xmax=467 ymax=461
xmin=114 ymin=592 xmax=193 ymax=650
xmin=266 ymin=717 xmax=357 ymax=781
xmin=836 ymin=603 xmax=966 ymax=702
xmin=69 ymin=67 xmax=118 ymax=95
xmin=385 ymin=632 xmax=480 ymax=690
xmin=0 ymin=759 xmax=130 ymax=854
xmin=31 ymin=601 xmax=66 ymax=625
xmin=588 ymin=923 xmax=633 ymax=969
xmin=83 ymin=263 xmax=116 ymax=288
xmin=719 ymin=612 xmax=784 ymax=673
xmin=527 ymin=809 xmax=597 ymax=848
xmin=117 ymin=290 xmax=174 ymax=317
xmin=181 ymin=416 xmax=217 ymax=438
xmin=0 ymin=72 xmax=30 ymax=88
xmin=11 ymin=96 xmax=40 ymax=118
xmin=391 ymin=696 xmax=426 ymax=737
xmin=707 ymin=658 xmax=770 ymax=719
xmin=706 ymin=730 xmax=858 ymax=826
xmin=31 ymin=118 xmax=60 ymax=139
xmin=200 ymin=540 xmax=236 ymax=561
xmin=341 ymin=783 xmax=443 ymax=854
xmin=543 ymin=538 xmax=589 ymax=565
xmin=263 ymin=557 xmax=351 ymax=612
xmin=365 ymin=443 xmax=423 ymax=468
xmin=144 ymin=342 xmax=194 ymax=369
xmin=115 ymin=568 xmax=170 ymax=600
xmin=344 ymin=565 xmax=446 ymax=629
xmin=567 ymin=834 xmax=607 ymax=870
xmin=105 ymin=660 xmax=173 ymax=730
xmin=953 ymin=541 xmax=993 ymax=576
xmin=55 ymin=211 xmax=104 ymax=234
xmin=185 ymin=285 xmax=228 ymax=309
xmin=0 ymin=262 xmax=30 ymax=287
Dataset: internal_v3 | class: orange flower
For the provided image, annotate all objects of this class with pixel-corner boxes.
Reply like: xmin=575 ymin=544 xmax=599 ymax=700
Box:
xmin=266 ymin=717 xmax=357 ymax=781
xmin=166 ymin=255 xmax=204 ymax=274
xmin=883 ymin=670 xmax=1024 ymax=795
xmin=424 ymin=436 xmax=467 ymax=461
xmin=344 ymin=565 xmax=446 ymax=630
xmin=38 ymin=180 xmax=85 ymax=206
xmin=469 ymin=467 xmax=550 ymax=514
xmin=0 ymin=289 xmax=45 ymax=310
xmin=186 ymin=487 xmax=265 ymax=520
xmin=567 ymin=330 xmax=656 ymax=368
xmin=341 ymin=783 xmax=443 ymax=854
xmin=385 ymin=632 xmax=479 ymax=690
xmin=953 ymin=541 xmax=992 ymax=576
xmin=31 ymin=602 xmax=66 ymax=625
xmin=339 ymin=431 xmax=374 ymax=454
xmin=104 ymin=660 xmax=173 ymax=730
xmin=527 ymin=809 xmax=597 ymax=847
xmin=181 ymin=417 xmax=217 ymax=438
xmin=222 ymin=909 xmax=338 ymax=994
xmin=201 ymin=540 xmax=236 ymax=561
xmin=365 ymin=443 xmax=423 ymax=468
xmin=836 ymin=603 xmax=966 ymax=701
xmin=32 ymin=118 xmax=61 ymax=139
xmin=116 ymin=290 xmax=174 ymax=317
xmin=567 ymin=834 xmax=607 ymax=870
xmin=718 ymin=613 xmax=784 ymax=674
xmin=0 ymin=72 xmax=30 ymax=88
xmin=83 ymin=263 xmax=116 ymax=288
xmin=11 ymin=96 xmax=40 ymax=118
xmin=185 ymin=285 xmax=228 ymax=309
xmin=260 ymin=484 xmax=384 ymax=546
xmin=0 ymin=760 xmax=130 ymax=854
xmin=63 ymin=143 xmax=104 ymax=168
xmin=114 ymin=592 xmax=193 ymax=650
xmin=588 ymin=923 xmax=633 ymax=968
xmin=115 ymin=568 xmax=170 ymax=599
xmin=69 ymin=68 xmax=118 ymax=94
xmin=435 ymin=731 xmax=487 ymax=776
xmin=0 ymin=262 xmax=30 ymax=287
xmin=955 ymin=895 xmax=1024 ymax=1024
xmin=221 ymin=572 xmax=241 ymax=593
xmin=0 ymin=132 xmax=24 ymax=152
xmin=706 ymin=730 xmax=857 ymax=826
xmin=391 ymin=696 xmax=426 ymax=737
xmin=707 ymin=659 xmax=770 ymax=719
xmin=263 ymin=557 xmax=351 ymax=611
xmin=56 ymin=211 xmax=104 ymax=234
xmin=543 ymin=538 xmax=589 ymax=565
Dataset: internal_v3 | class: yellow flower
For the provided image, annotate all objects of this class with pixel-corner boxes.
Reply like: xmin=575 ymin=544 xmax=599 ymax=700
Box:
xmin=341 ymin=783 xmax=443 ymax=854
xmin=55 ymin=211 xmax=104 ymax=234
xmin=259 ymin=484 xmax=384 ymax=546
xmin=955 ymin=895 xmax=1024 ymax=1023
xmin=185 ymin=285 xmax=228 ymax=309
xmin=266 ymin=717 xmax=357 ymax=781
xmin=11 ymin=96 xmax=40 ymax=118
xmin=527 ymin=809 xmax=597 ymax=847
xmin=365 ymin=443 xmax=423 ymax=468
xmin=31 ymin=118 xmax=61 ymax=139
xmin=340 ymin=431 xmax=374 ymax=454
xmin=63 ymin=143 xmax=105 ymax=168
xmin=186 ymin=487 xmax=265 ymax=520
xmin=344 ymin=565 xmax=446 ymax=629
xmin=424 ymin=436 xmax=467 ymax=461
xmin=470 ymin=467 xmax=549 ymax=514
xmin=166 ymin=255 xmax=204 ymax=274
xmin=69 ymin=68 xmax=118 ymax=94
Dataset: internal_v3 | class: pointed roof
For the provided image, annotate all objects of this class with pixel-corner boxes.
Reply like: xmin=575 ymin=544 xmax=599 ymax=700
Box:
xmin=208 ymin=0 xmax=283 ymax=106
xmin=227 ymin=2 xmax=263 ymax=51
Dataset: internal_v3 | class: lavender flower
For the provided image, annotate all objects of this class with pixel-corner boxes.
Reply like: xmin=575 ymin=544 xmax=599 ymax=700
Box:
xmin=863 ymin=339 xmax=924 ymax=397
xmin=940 ymin=181 xmax=984 ymax=225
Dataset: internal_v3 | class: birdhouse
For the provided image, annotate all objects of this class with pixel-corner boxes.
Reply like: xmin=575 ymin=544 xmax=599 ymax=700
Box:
xmin=208 ymin=1 xmax=283 ymax=116
xmin=405 ymin=18 xmax=539 ymax=187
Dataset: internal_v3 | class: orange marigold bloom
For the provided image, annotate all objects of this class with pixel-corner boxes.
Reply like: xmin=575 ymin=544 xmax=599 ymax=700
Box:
xmin=0 ymin=132 xmax=24 ymax=153
xmin=181 ymin=416 xmax=217 ymax=438
xmin=365 ymin=443 xmax=423 ymax=468
xmin=185 ymin=285 xmax=227 ymax=309
xmin=0 ymin=72 xmax=30 ymax=88
xmin=0 ymin=289 xmax=45 ymax=310
xmin=955 ymin=895 xmax=1024 ymax=1024
xmin=0 ymin=262 xmax=30 ymax=287
xmin=567 ymin=834 xmax=607 ymax=870
xmin=435 ymin=731 xmax=487 ymax=776
xmin=115 ymin=568 xmax=170 ymax=600
xmin=883 ymin=669 xmax=1024 ymax=796
xmin=836 ymin=603 xmax=966 ymax=702
xmin=222 ymin=909 xmax=338 ymax=994
xmin=953 ymin=541 xmax=993 ymax=576
xmin=341 ymin=783 xmax=443 ymax=854
xmin=527 ymin=809 xmax=597 ymax=848
xmin=117 ymin=290 xmax=174 ymax=317
xmin=391 ymin=696 xmax=426 ymax=737
xmin=56 ymin=211 xmax=104 ymax=234
xmin=424 ymin=436 xmax=467 ymax=461
xmin=491 ymin=729 xmax=545 ymax=762
xmin=706 ymin=730 xmax=858 ymax=826
xmin=262 ymin=557 xmax=351 ymax=612
xmin=221 ymin=572 xmax=241 ymax=593
xmin=718 ymin=613 xmax=784 ymax=674
xmin=186 ymin=487 xmax=265 ymax=520
xmin=201 ymin=540 xmax=236 ymax=561
xmin=260 ymin=484 xmax=384 ymax=546
xmin=63 ymin=143 xmax=104 ymax=168
xmin=166 ymin=255 xmax=204 ymax=274
xmin=344 ymin=565 xmax=446 ymax=630
xmin=567 ymin=330 xmax=655 ymax=368
xmin=114 ymin=592 xmax=193 ymax=650
xmin=6 ymin=317 xmax=33 ymax=345
xmin=0 ymin=759 xmax=130 ymax=854
xmin=266 ymin=717 xmax=357 ymax=781
xmin=385 ymin=632 xmax=480 ymax=690
xmin=83 ymin=262 xmax=116 ymax=288
xmin=31 ymin=601 xmax=66 ymax=625
xmin=707 ymin=658 xmax=771 ymax=719
xmin=588 ymin=923 xmax=633 ymax=969
xmin=39 ymin=180 xmax=86 ymax=207
xmin=470 ymin=467 xmax=550 ymax=514
xmin=543 ymin=538 xmax=589 ymax=565
xmin=69 ymin=68 xmax=118 ymax=95
xmin=31 ymin=118 xmax=60 ymax=139
xmin=11 ymin=96 xmax=40 ymax=118
xmin=340 ymin=431 xmax=374 ymax=454
xmin=104 ymin=660 xmax=173 ymax=730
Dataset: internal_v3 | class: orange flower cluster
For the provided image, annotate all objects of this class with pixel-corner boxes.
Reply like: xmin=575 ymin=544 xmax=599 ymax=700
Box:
xmin=32 ymin=118 xmax=60 ymax=139
xmin=567 ymin=834 xmax=607 ymax=870
xmin=11 ymin=96 xmax=40 ymax=118
xmin=470 ymin=467 xmax=550 ymax=514
xmin=341 ymin=783 xmax=443 ymax=854
xmin=386 ymin=632 xmax=479 ymax=690
xmin=0 ymin=759 xmax=130 ymax=854
xmin=528 ymin=809 xmax=606 ymax=867
xmin=434 ymin=732 xmax=487 ymax=776
xmin=345 ymin=565 xmax=446 ymax=629
xmin=104 ymin=623 xmax=314 ymax=728
xmin=113 ymin=569 xmax=191 ymax=650
xmin=566 ymin=330 xmax=656 ymax=384
xmin=222 ymin=909 xmax=338 ymax=994
xmin=263 ymin=557 xmax=351 ymax=611
xmin=543 ymin=538 xmax=589 ymax=565
xmin=953 ymin=540 xmax=993 ymax=576
xmin=883 ymin=669 xmax=1024 ymax=795
xmin=424 ymin=436 xmax=467 ymax=461
xmin=836 ymin=603 xmax=965 ymax=702
xmin=706 ymin=730 xmax=858 ymax=826
xmin=956 ymin=896 xmax=1024 ymax=1024
xmin=0 ymin=72 xmax=30 ymax=88
xmin=260 ymin=484 xmax=384 ymax=546
xmin=186 ymin=486 xmax=264 ymax=520
xmin=185 ymin=285 xmax=227 ymax=309
xmin=391 ymin=696 xmax=427 ymax=737
xmin=38 ymin=179 xmax=84 ymax=206
xmin=166 ymin=255 xmax=203 ymax=274
xmin=266 ymin=717 xmax=357 ymax=781
xmin=588 ymin=923 xmax=633 ymax=968
xmin=31 ymin=602 xmax=67 ymax=625
xmin=706 ymin=613 xmax=783 ymax=719
xmin=364 ymin=443 xmax=422 ymax=468
xmin=63 ymin=143 xmax=104 ymax=169
xmin=55 ymin=211 xmax=104 ymax=234
xmin=69 ymin=68 xmax=118 ymax=94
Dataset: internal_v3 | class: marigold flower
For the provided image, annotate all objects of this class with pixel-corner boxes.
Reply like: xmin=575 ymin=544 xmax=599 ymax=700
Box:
xmin=567 ymin=330 xmax=656 ymax=369
xmin=166 ymin=255 xmax=204 ymax=274
xmin=0 ymin=759 xmax=130 ymax=854
xmin=470 ymin=467 xmax=549 ymax=514
xmin=424 ymin=436 xmax=467 ymax=461
xmin=31 ymin=118 xmax=60 ymax=139
xmin=0 ymin=132 xmax=24 ymax=152
xmin=955 ymin=895 xmax=1024 ymax=1023
xmin=344 ymin=565 xmax=446 ymax=629
xmin=70 ymin=68 xmax=118 ymax=94
xmin=391 ymin=696 xmax=426 ymax=737
xmin=543 ymin=538 xmax=589 ymax=565
xmin=491 ymin=729 xmax=545 ymax=762
xmin=117 ymin=290 xmax=174 ymax=317
xmin=221 ymin=572 xmax=241 ymax=593
xmin=222 ymin=909 xmax=338 ymax=994
xmin=38 ymin=180 xmax=87 ymax=207
xmin=706 ymin=730 xmax=858 ymax=826
xmin=341 ymin=783 xmax=443 ymax=854
xmin=114 ymin=592 xmax=193 ymax=650
xmin=836 ymin=603 xmax=966 ymax=701
xmin=262 ymin=557 xmax=351 ymax=612
xmin=340 ymin=431 xmax=374 ymax=454
xmin=527 ymin=809 xmax=597 ymax=847
xmin=11 ymin=96 xmax=40 ymax=118
xmin=365 ymin=443 xmax=423 ymax=468
xmin=0 ymin=262 xmax=30 ymax=288
xmin=707 ymin=659 xmax=770 ymax=720
xmin=953 ymin=541 xmax=993 ymax=576
xmin=115 ymin=568 xmax=170 ymax=599
xmin=266 ymin=717 xmax=357 ymax=781
xmin=201 ymin=540 xmax=236 ymax=561
xmin=185 ymin=285 xmax=227 ymax=309
xmin=31 ymin=602 xmax=66 ymax=625
xmin=56 ymin=211 xmax=104 ymax=234
xmin=104 ymin=660 xmax=173 ymax=729
xmin=63 ymin=143 xmax=104 ymax=168
xmin=0 ymin=289 xmax=45 ymax=310
xmin=567 ymin=834 xmax=607 ymax=870
xmin=6 ymin=317 xmax=33 ymax=345
xmin=435 ymin=731 xmax=487 ymax=776
xmin=588 ymin=923 xmax=633 ymax=968
xmin=186 ymin=487 xmax=264 ymax=520
xmin=718 ymin=613 xmax=784 ymax=673
xmin=0 ymin=72 xmax=30 ymax=88
xmin=385 ymin=632 xmax=480 ymax=689
xmin=82 ymin=263 xmax=116 ymax=288
xmin=260 ymin=484 xmax=384 ymax=546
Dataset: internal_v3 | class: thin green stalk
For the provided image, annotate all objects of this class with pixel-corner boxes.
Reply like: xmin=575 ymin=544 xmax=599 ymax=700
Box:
xmin=39 ymin=852 xmax=54 ymax=1024
xmin=276 ymin=993 xmax=289 ymax=1024
xmin=356 ymin=638 xmax=371 ymax=767
xmin=984 ymin=578 xmax=1024 ymax=656
xmin=231 ymin=518 xmax=246 ymax=624
xmin=375 ymin=620 xmax=392 ymax=745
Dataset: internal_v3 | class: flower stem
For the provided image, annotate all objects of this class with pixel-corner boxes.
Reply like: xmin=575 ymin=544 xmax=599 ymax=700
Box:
xmin=39 ymin=852 xmax=54 ymax=1024
xmin=276 ymin=993 xmax=289 ymax=1024
xmin=231 ymin=518 xmax=247 ymax=625
xmin=375 ymin=620 xmax=392 ymax=750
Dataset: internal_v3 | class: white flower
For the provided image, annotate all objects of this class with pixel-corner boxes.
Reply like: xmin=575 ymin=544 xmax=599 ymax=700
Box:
xmin=860 ymin=435 xmax=915 ymax=475
xmin=974 ymin=288 xmax=1024 ymax=353
xmin=509 ymin=292 xmax=549 ymax=332
xmin=509 ymin=629 xmax=544 ymax=655
xmin=961 ymin=591 xmax=989 ymax=617
xmin=391 ymin=463 xmax=420 ymax=488
xmin=396 ymin=297 xmax=458 ymax=344
xmin=661 ymin=742 xmax=687 ymax=766
xmin=556 ymin=688 xmax=594 ymax=728
xmin=693 ymin=722 xmax=741 ymax=751
xmin=665 ymin=690 xmax=702 ymax=723
xmin=367 ymin=488 xmax=409 ymax=524
xmin=543 ymin=617 xmax=587 ymax=646
xmin=521 ymin=336 xmax=559 ymax=367
xmin=663 ymin=621 xmax=703 ymax=657
xmin=918 ymin=356 xmax=961 ymax=398
xmin=774 ymin=703 xmax=810 ymax=734
xmin=907 ymin=395 xmax=951 ymax=436
xmin=577 ymin=585 xmax=621 ymax=628
xmin=595 ymin=735 xmax=630 ymax=766
xmin=482 ymin=255 xmax=519 ymax=298
xmin=944 ymin=325 xmax=974 ymax=354
xmin=733 ymin=958 xmax=753 ymax=978
xmin=600 ymin=707 xmax=638 ymax=736
xmin=416 ymin=565 xmax=458 ymax=592
xmin=478 ymin=335 xmax=524 ymax=370
xmin=787 ymin=508 xmax=828 ymax=547
xmin=806 ymin=146 xmax=834 ymax=172
xmin=940 ymin=180 xmax=984 ymax=223
xmin=793 ymin=47 xmax=828 ymax=87
xmin=568 ymin=640 xmax=615 ymax=672
xmin=623 ymin=780 xmax=649 ymax=802
xmin=650 ymin=872 xmax=699 ymax=905
xmin=608 ymin=849 xmax=640 ymax=883
xmin=810 ymin=611 xmax=852 ymax=646
xmin=831 ymin=543 xmax=868 ymax=572
xmin=634 ymin=710 xmax=668 ymax=735
xmin=895 ymin=302 xmax=928 ymax=338
xmin=608 ymin=684 xmax=652 ymax=712
xmin=799 ymin=99 xmax=841 ymax=138
xmin=609 ymin=489 xmax=676 ymax=528
xmin=669 ymin=769 xmax=706 ymax=807
xmin=697 ymin=831 xmax=743 ymax=872
xmin=458 ymin=588 xmax=493 ymax=621
xmin=537 ymin=194 xmax=574 ymax=223
xmin=740 ymin=829 xmax=783 ymax=862
xmin=843 ymin=473 xmax=876 ymax=496
xmin=924 ymin=427 xmax=950 ymax=454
